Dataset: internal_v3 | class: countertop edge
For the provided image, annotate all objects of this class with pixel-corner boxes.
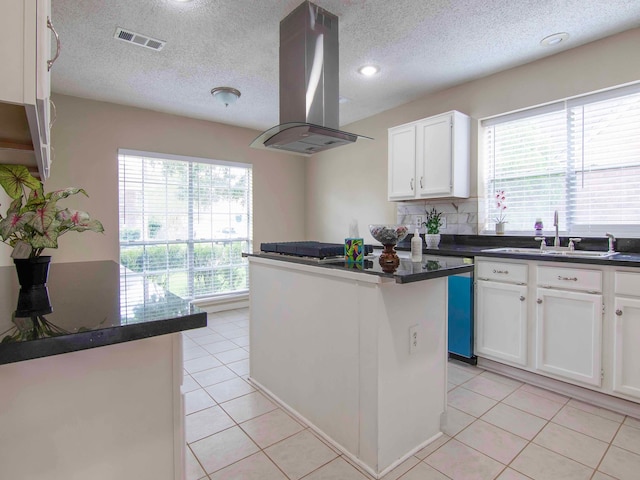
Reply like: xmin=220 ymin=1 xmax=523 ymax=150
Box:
xmin=0 ymin=312 xmax=207 ymax=366
xmin=246 ymin=252 xmax=473 ymax=283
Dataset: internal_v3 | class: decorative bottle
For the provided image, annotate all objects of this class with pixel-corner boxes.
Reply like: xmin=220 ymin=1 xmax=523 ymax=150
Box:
xmin=411 ymin=228 xmax=422 ymax=262
xmin=534 ymin=218 xmax=543 ymax=235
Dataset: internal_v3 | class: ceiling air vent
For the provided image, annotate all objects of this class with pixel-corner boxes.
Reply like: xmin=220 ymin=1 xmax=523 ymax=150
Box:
xmin=114 ymin=27 xmax=166 ymax=51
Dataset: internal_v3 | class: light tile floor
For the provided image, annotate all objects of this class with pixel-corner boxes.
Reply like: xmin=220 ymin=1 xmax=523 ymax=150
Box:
xmin=183 ymin=308 xmax=640 ymax=480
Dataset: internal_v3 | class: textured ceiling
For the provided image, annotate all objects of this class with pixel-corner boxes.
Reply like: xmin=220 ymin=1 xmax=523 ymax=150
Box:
xmin=51 ymin=0 xmax=640 ymax=132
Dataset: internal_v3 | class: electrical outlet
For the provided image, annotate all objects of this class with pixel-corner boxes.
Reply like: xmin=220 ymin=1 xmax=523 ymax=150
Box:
xmin=441 ymin=217 xmax=447 ymax=229
xmin=416 ymin=216 xmax=423 ymax=226
xmin=409 ymin=324 xmax=419 ymax=354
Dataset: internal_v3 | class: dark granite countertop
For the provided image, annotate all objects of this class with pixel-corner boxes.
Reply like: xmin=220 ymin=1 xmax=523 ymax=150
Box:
xmin=0 ymin=261 xmax=207 ymax=365
xmin=246 ymin=252 xmax=474 ymax=284
xmin=396 ymin=235 xmax=640 ymax=267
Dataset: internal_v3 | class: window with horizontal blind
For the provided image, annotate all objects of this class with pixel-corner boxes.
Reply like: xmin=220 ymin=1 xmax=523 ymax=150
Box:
xmin=481 ymin=83 xmax=640 ymax=236
xmin=118 ymin=149 xmax=252 ymax=300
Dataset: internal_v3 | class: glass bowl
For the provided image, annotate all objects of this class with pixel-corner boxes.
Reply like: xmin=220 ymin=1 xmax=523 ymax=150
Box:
xmin=368 ymin=224 xmax=409 ymax=245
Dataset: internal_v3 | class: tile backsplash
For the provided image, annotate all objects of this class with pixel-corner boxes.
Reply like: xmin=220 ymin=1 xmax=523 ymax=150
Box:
xmin=397 ymin=198 xmax=479 ymax=234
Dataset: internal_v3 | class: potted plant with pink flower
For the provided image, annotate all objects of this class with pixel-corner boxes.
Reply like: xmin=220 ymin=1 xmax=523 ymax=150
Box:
xmin=0 ymin=164 xmax=104 ymax=288
xmin=494 ymin=190 xmax=507 ymax=235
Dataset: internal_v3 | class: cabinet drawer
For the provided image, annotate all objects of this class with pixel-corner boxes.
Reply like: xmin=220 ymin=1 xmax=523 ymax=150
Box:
xmin=615 ymin=271 xmax=640 ymax=296
xmin=477 ymin=261 xmax=527 ymax=284
xmin=537 ymin=265 xmax=602 ymax=292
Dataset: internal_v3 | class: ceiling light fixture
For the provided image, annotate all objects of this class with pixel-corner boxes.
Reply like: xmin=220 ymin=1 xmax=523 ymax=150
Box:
xmin=211 ymin=87 xmax=241 ymax=107
xmin=358 ymin=65 xmax=380 ymax=77
xmin=540 ymin=32 xmax=569 ymax=47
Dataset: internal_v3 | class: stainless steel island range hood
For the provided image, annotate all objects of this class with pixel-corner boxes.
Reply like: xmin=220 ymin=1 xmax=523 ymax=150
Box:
xmin=250 ymin=1 xmax=371 ymax=156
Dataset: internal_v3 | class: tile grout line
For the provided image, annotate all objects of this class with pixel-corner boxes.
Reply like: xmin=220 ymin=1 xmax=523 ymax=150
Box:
xmin=187 ymin=310 xmax=634 ymax=480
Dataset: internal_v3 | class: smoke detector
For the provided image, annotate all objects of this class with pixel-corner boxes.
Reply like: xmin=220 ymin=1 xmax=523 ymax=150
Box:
xmin=114 ymin=27 xmax=166 ymax=51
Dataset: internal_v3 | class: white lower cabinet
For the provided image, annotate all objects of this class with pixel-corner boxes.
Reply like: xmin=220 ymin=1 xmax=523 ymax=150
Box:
xmin=535 ymin=288 xmax=603 ymax=386
xmin=476 ymin=280 xmax=527 ymax=366
xmin=474 ymin=258 xmax=632 ymax=399
xmin=612 ymin=272 xmax=640 ymax=400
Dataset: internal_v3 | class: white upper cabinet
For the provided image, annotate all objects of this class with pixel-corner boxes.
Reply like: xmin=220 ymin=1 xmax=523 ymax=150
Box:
xmin=388 ymin=123 xmax=416 ymax=199
xmin=388 ymin=111 xmax=470 ymax=201
xmin=0 ymin=0 xmax=55 ymax=180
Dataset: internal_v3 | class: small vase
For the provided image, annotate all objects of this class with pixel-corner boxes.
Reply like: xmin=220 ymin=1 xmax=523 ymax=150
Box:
xmin=13 ymin=256 xmax=52 ymax=289
xmin=495 ymin=222 xmax=505 ymax=235
xmin=378 ymin=244 xmax=400 ymax=273
xmin=425 ymin=233 xmax=441 ymax=249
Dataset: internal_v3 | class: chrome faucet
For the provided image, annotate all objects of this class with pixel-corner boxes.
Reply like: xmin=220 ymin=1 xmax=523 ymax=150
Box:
xmin=606 ymin=232 xmax=616 ymax=253
xmin=553 ymin=210 xmax=560 ymax=247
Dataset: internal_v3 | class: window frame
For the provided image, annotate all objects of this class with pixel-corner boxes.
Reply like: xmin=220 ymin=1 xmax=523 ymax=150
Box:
xmin=118 ymin=148 xmax=252 ymax=301
xmin=478 ymin=81 xmax=640 ymax=237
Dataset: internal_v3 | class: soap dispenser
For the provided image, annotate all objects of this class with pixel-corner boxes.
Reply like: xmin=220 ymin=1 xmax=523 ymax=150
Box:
xmin=411 ymin=226 xmax=422 ymax=262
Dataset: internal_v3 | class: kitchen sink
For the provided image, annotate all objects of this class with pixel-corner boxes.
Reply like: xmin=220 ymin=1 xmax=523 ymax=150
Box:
xmin=482 ymin=247 xmax=543 ymax=255
xmin=541 ymin=250 xmax=616 ymax=258
xmin=482 ymin=247 xmax=616 ymax=258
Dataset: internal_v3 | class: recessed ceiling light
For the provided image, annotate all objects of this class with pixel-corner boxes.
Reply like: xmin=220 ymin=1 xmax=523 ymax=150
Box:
xmin=358 ymin=65 xmax=380 ymax=77
xmin=540 ymin=32 xmax=569 ymax=47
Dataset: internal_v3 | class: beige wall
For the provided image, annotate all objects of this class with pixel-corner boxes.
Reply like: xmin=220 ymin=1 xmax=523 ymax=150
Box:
xmin=0 ymin=95 xmax=306 ymax=266
xmin=306 ymin=28 xmax=640 ymax=243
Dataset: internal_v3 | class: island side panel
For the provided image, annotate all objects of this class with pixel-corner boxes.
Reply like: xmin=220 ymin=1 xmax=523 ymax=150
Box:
xmin=0 ymin=334 xmax=181 ymax=480
xmin=249 ymin=259 xmax=361 ymax=454
xmin=377 ymin=278 xmax=447 ymax=471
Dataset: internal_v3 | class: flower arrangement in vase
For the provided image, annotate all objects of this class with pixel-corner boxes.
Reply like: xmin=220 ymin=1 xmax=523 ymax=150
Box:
xmin=0 ymin=165 xmax=104 ymax=288
xmin=422 ymin=207 xmax=443 ymax=249
xmin=494 ymin=190 xmax=507 ymax=235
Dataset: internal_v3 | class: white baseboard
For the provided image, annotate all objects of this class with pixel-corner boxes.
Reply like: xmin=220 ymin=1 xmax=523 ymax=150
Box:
xmin=192 ymin=293 xmax=249 ymax=313
xmin=478 ymin=357 xmax=640 ymax=418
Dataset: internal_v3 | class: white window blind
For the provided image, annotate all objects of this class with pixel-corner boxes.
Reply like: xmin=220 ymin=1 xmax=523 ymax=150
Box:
xmin=118 ymin=150 xmax=252 ymax=300
xmin=481 ymin=83 xmax=640 ymax=236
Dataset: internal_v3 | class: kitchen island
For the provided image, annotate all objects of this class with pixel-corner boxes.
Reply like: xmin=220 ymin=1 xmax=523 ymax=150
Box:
xmin=247 ymin=252 xmax=473 ymax=478
xmin=0 ymin=261 xmax=206 ymax=480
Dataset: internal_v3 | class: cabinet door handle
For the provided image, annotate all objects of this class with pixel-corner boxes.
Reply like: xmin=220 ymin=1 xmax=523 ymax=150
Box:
xmin=47 ymin=17 xmax=61 ymax=71
xmin=537 ymin=298 xmax=542 ymax=304
xmin=557 ymin=276 xmax=578 ymax=281
xmin=520 ymin=296 xmax=525 ymax=302
xmin=616 ymin=309 xmax=623 ymax=316
xmin=493 ymin=269 xmax=508 ymax=274
xmin=49 ymin=98 xmax=57 ymax=129
xmin=410 ymin=178 xmax=414 ymax=191
xmin=420 ymin=176 xmax=424 ymax=188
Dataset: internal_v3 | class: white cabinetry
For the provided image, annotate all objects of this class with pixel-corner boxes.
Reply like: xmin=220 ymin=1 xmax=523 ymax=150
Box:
xmin=0 ymin=334 xmax=185 ymax=479
xmin=612 ymin=272 xmax=640 ymax=400
xmin=0 ymin=0 xmax=55 ymax=180
xmin=535 ymin=265 xmax=603 ymax=387
xmin=475 ymin=260 xmax=528 ymax=366
xmin=388 ymin=124 xmax=416 ymax=199
xmin=388 ymin=111 xmax=470 ymax=201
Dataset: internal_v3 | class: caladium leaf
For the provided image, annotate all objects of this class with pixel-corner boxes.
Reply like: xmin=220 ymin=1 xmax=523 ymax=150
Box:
xmin=29 ymin=226 xmax=61 ymax=249
xmin=27 ymin=202 xmax=57 ymax=235
xmin=0 ymin=199 xmax=32 ymax=240
xmin=0 ymin=165 xmax=41 ymax=200
xmin=57 ymin=209 xmax=105 ymax=233
xmin=48 ymin=187 xmax=88 ymax=202
xmin=26 ymin=186 xmax=47 ymax=209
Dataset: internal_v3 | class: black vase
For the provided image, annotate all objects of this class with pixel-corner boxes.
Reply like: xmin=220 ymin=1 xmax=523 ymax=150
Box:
xmin=15 ymin=286 xmax=53 ymax=317
xmin=13 ymin=256 xmax=52 ymax=289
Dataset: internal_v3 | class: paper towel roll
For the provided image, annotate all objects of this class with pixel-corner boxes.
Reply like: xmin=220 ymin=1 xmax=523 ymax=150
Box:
xmin=348 ymin=219 xmax=359 ymax=238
